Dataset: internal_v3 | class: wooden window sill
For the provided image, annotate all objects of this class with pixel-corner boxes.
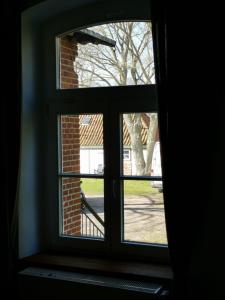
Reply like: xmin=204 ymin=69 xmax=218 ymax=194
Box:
xmin=20 ymin=253 xmax=173 ymax=283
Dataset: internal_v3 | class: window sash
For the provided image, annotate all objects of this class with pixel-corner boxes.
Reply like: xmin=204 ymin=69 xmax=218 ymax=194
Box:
xmin=46 ymin=86 xmax=168 ymax=263
xmin=42 ymin=1 xmax=169 ymax=262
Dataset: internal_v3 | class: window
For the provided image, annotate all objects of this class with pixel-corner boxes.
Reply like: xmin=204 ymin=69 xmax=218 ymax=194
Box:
xmin=123 ymin=149 xmax=131 ymax=161
xmin=43 ymin=1 xmax=168 ymax=262
xmin=58 ymin=114 xmax=104 ymax=238
xmin=58 ymin=22 xmax=155 ymax=89
xmin=81 ymin=115 xmax=92 ymax=125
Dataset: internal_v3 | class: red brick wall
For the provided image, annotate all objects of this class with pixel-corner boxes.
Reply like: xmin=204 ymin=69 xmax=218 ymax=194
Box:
xmin=124 ymin=161 xmax=132 ymax=175
xmin=60 ymin=36 xmax=78 ymax=89
xmin=60 ymin=36 xmax=81 ymax=236
xmin=61 ymin=116 xmax=81 ymax=236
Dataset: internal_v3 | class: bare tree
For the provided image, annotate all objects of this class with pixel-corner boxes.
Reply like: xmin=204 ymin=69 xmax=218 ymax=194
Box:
xmin=75 ymin=22 xmax=158 ymax=175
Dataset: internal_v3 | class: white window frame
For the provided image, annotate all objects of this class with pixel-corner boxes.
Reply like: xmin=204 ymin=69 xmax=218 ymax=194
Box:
xmin=42 ymin=0 xmax=168 ymax=263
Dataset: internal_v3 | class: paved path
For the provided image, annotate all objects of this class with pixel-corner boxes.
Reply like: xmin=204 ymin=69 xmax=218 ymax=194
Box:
xmin=84 ymin=193 xmax=167 ymax=244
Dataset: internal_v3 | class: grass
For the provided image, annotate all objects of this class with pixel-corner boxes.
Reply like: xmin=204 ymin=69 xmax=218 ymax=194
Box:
xmin=124 ymin=180 xmax=159 ymax=196
xmin=81 ymin=178 xmax=159 ymax=196
xmin=80 ymin=179 xmax=104 ymax=195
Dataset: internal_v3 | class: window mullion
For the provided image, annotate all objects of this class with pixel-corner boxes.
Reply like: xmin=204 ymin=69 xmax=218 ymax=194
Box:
xmin=108 ymin=107 xmax=123 ymax=253
xmin=103 ymin=108 xmax=113 ymax=250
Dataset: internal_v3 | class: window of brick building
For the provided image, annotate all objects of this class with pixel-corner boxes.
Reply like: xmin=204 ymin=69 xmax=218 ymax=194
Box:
xmin=123 ymin=150 xmax=131 ymax=161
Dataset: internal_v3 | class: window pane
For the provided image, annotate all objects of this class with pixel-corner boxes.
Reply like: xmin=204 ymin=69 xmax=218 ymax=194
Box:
xmin=122 ymin=113 xmax=161 ymax=176
xmin=57 ymin=22 xmax=155 ymax=89
xmin=123 ymin=180 xmax=167 ymax=245
xmin=59 ymin=114 xmax=104 ymax=174
xmin=60 ymin=178 xmax=104 ymax=239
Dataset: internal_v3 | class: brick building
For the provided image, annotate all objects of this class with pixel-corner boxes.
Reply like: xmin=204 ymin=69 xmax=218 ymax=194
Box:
xmin=59 ymin=31 xmax=115 ymax=236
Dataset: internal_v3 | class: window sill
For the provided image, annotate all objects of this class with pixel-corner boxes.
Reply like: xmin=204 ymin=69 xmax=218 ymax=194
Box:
xmin=20 ymin=253 xmax=173 ymax=283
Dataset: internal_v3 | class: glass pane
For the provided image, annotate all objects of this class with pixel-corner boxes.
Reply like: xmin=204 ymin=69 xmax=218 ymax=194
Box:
xmin=57 ymin=22 xmax=155 ymax=89
xmin=122 ymin=113 xmax=161 ymax=176
xmin=59 ymin=114 xmax=104 ymax=174
xmin=123 ymin=180 xmax=167 ymax=245
xmin=61 ymin=178 xmax=104 ymax=239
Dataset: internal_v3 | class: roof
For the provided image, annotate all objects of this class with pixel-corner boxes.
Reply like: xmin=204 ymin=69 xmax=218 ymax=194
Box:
xmin=72 ymin=29 xmax=116 ymax=48
xmin=79 ymin=114 xmax=151 ymax=147
xmin=80 ymin=114 xmax=103 ymax=146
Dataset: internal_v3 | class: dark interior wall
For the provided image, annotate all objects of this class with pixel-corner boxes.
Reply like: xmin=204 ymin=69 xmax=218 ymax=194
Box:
xmin=19 ymin=5 xmax=45 ymax=257
xmin=167 ymin=3 xmax=225 ymax=298
xmin=1 ymin=0 xmax=28 ymax=292
xmin=1 ymin=0 xmax=225 ymax=298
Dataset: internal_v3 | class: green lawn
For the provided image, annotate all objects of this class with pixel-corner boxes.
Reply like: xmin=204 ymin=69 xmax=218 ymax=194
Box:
xmin=81 ymin=178 xmax=159 ymax=196
xmin=80 ymin=179 xmax=104 ymax=195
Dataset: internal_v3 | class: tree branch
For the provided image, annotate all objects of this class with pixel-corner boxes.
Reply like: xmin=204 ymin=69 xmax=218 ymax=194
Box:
xmin=76 ymin=66 xmax=112 ymax=86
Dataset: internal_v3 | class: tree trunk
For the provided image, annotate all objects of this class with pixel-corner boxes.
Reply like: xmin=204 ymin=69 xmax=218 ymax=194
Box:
xmin=124 ymin=114 xmax=146 ymax=175
xmin=144 ymin=113 xmax=158 ymax=175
